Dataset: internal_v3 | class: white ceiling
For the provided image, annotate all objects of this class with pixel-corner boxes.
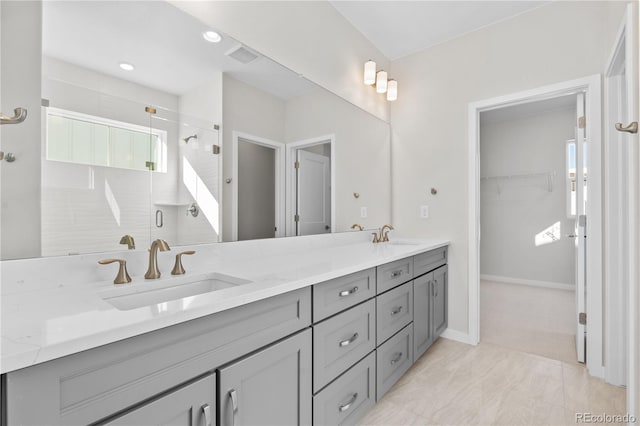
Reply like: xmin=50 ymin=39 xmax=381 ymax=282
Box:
xmin=330 ymin=1 xmax=550 ymax=60
xmin=42 ymin=1 xmax=317 ymax=99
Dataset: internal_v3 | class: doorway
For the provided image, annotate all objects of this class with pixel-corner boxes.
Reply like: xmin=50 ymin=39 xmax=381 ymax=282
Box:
xmin=479 ymin=95 xmax=579 ymax=364
xmin=232 ymin=132 xmax=284 ymax=241
xmin=468 ymin=75 xmax=604 ymax=377
xmin=285 ymin=135 xmax=335 ymax=237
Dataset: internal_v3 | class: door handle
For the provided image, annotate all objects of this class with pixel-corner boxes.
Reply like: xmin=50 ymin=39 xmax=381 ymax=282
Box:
xmin=615 ymin=121 xmax=638 ymax=134
xmin=0 ymin=107 xmax=27 ymax=125
xmin=434 ymin=279 xmax=439 ymax=298
xmin=201 ymin=403 xmax=212 ymax=426
xmin=229 ymin=389 xmax=238 ymax=426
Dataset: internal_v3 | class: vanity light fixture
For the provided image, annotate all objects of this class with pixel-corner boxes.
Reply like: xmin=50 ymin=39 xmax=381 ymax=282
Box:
xmin=375 ymin=70 xmax=388 ymax=94
xmin=203 ymin=30 xmax=222 ymax=43
xmin=363 ymin=61 xmax=398 ymax=101
xmin=363 ymin=60 xmax=376 ymax=85
xmin=387 ymin=79 xmax=398 ymax=101
xmin=119 ymin=62 xmax=135 ymax=71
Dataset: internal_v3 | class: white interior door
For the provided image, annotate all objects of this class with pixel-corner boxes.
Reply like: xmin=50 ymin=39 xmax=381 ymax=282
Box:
xmin=574 ymin=92 xmax=587 ymax=364
xmin=621 ymin=2 xmax=640 ymax=417
xmin=295 ymin=150 xmax=330 ymax=236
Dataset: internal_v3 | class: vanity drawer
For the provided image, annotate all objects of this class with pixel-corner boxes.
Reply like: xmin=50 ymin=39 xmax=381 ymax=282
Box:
xmin=376 ymin=323 xmax=413 ymax=400
xmin=313 ymin=299 xmax=376 ymax=393
xmin=5 ymin=288 xmax=311 ymax=426
xmin=414 ymin=247 xmax=447 ymax=277
xmin=313 ymin=268 xmax=376 ymax=322
xmin=313 ymin=351 xmax=375 ymax=426
xmin=377 ymin=257 xmax=413 ymax=294
xmin=376 ymin=281 xmax=413 ymax=345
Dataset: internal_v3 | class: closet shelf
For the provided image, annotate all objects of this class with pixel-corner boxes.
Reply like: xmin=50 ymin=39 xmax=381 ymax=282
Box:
xmin=481 ymin=171 xmax=556 ymax=193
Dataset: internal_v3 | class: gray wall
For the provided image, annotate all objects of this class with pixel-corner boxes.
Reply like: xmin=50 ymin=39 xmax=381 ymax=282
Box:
xmin=480 ymin=106 xmax=576 ymax=286
xmin=238 ymin=139 xmax=276 ymax=240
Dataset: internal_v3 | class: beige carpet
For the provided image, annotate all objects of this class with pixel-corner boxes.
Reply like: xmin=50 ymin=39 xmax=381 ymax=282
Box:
xmin=480 ymin=280 xmax=578 ymax=364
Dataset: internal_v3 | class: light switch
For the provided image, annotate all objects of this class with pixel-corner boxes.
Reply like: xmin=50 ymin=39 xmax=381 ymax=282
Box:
xmin=360 ymin=207 xmax=368 ymax=218
xmin=420 ymin=205 xmax=429 ymax=219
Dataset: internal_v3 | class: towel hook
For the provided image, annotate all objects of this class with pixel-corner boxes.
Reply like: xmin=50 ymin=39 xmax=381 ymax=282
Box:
xmin=0 ymin=108 xmax=27 ymax=125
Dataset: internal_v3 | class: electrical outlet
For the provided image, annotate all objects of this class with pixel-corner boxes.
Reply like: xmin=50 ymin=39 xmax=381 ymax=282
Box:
xmin=420 ymin=205 xmax=429 ymax=219
xmin=360 ymin=207 xmax=368 ymax=218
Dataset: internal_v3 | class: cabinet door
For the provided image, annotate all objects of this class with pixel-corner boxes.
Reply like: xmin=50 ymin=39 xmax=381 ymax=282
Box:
xmin=413 ymin=273 xmax=433 ymax=361
xmin=103 ymin=374 xmax=215 ymax=426
xmin=432 ymin=265 xmax=448 ymax=338
xmin=219 ymin=329 xmax=312 ymax=426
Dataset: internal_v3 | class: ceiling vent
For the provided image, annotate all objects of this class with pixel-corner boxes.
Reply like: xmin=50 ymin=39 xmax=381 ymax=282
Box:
xmin=225 ymin=44 xmax=259 ymax=64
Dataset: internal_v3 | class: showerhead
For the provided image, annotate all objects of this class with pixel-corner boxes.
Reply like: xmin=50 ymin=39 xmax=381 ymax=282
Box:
xmin=183 ymin=134 xmax=198 ymax=143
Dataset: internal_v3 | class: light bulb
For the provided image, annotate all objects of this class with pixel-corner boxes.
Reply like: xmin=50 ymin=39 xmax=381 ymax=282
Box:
xmin=364 ymin=60 xmax=376 ymax=85
xmin=387 ymin=79 xmax=398 ymax=101
xmin=376 ymin=70 xmax=388 ymax=93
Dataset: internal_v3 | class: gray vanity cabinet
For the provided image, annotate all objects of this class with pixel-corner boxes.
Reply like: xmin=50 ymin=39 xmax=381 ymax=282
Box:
xmin=218 ymin=329 xmax=312 ymax=426
xmin=432 ymin=265 xmax=448 ymax=338
xmin=102 ymin=374 xmax=215 ymax=426
xmin=413 ymin=264 xmax=448 ymax=361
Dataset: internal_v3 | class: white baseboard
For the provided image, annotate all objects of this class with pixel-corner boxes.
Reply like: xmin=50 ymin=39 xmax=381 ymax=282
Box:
xmin=441 ymin=328 xmax=476 ymax=345
xmin=480 ymin=274 xmax=574 ymax=291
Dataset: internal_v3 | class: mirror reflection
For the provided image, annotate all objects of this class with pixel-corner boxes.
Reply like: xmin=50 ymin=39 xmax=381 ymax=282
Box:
xmin=2 ymin=0 xmax=391 ymax=259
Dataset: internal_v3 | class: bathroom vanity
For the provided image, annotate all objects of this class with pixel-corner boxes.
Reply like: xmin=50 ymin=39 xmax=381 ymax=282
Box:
xmin=0 ymin=235 xmax=448 ymax=425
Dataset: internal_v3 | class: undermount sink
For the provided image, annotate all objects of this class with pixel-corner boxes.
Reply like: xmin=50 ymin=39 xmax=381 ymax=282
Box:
xmin=388 ymin=241 xmax=420 ymax=246
xmin=100 ymin=273 xmax=251 ymax=311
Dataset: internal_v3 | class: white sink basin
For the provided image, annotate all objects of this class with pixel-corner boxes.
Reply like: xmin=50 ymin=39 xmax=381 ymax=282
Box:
xmin=100 ymin=273 xmax=251 ymax=311
xmin=388 ymin=241 xmax=420 ymax=246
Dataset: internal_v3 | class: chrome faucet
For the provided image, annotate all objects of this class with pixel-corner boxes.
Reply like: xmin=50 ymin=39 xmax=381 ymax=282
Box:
xmin=145 ymin=239 xmax=170 ymax=279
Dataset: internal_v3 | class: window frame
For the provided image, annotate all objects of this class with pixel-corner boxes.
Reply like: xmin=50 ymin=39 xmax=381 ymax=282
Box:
xmin=44 ymin=106 xmax=167 ymax=173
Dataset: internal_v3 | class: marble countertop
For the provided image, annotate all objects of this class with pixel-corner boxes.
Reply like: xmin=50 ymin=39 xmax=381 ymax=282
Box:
xmin=1 ymin=235 xmax=448 ymax=374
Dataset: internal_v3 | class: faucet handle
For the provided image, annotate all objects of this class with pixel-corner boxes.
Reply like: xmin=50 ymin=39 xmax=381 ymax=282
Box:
xmin=383 ymin=231 xmax=390 ymax=242
xmin=171 ymin=250 xmax=196 ymax=275
xmin=372 ymin=232 xmax=380 ymax=244
xmin=98 ymin=258 xmax=132 ymax=284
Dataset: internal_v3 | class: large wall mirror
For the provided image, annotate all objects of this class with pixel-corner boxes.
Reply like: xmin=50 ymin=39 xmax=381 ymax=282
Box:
xmin=0 ymin=1 xmax=391 ymax=260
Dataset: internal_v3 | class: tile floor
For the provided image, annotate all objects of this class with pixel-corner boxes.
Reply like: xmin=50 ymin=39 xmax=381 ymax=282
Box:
xmin=359 ymin=339 xmax=627 ymax=425
xmin=359 ymin=281 xmax=627 ymax=425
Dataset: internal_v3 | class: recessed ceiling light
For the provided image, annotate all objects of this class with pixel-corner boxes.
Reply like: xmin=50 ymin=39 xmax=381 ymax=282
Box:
xmin=119 ymin=62 xmax=135 ymax=71
xmin=203 ymin=30 xmax=222 ymax=43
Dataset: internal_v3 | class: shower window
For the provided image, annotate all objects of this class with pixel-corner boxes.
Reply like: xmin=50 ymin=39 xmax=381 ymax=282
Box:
xmin=45 ymin=107 xmax=167 ymax=172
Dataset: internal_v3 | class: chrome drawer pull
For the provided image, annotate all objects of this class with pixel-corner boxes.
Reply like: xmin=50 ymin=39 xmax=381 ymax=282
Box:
xmin=390 ymin=352 xmax=403 ymax=365
xmin=338 ymin=393 xmax=358 ymax=412
xmin=339 ymin=286 xmax=359 ymax=297
xmin=390 ymin=306 xmax=403 ymax=316
xmin=391 ymin=270 xmax=403 ymax=278
xmin=229 ymin=389 xmax=238 ymax=426
xmin=339 ymin=332 xmax=359 ymax=347
xmin=201 ymin=403 xmax=212 ymax=426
